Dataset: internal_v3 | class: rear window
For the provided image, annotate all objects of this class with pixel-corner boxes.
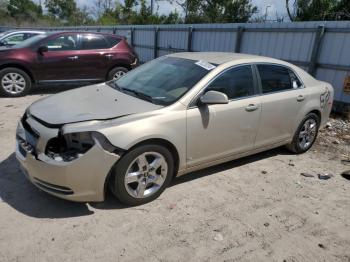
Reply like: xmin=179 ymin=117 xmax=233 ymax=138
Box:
xmin=80 ymin=34 xmax=108 ymax=50
xmin=106 ymin=36 xmax=121 ymax=48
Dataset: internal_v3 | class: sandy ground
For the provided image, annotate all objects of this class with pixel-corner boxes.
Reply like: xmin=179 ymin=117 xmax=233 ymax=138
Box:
xmin=0 ymin=86 xmax=349 ymax=262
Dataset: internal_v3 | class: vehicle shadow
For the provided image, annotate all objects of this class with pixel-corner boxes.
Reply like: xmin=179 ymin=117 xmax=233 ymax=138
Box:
xmin=171 ymin=146 xmax=292 ymax=186
xmin=0 ymin=153 xmax=94 ymax=219
xmin=0 ymin=147 xmax=293 ymax=217
xmin=91 ymin=146 xmax=293 ymax=210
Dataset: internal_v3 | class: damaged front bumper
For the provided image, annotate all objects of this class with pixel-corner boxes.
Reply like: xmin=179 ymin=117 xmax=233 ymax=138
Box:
xmin=15 ymin=115 xmax=120 ymax=202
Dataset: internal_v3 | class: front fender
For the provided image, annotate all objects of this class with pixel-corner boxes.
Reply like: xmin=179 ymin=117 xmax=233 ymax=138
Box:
xmin=61 ymin=109 xmax=187 ymax=171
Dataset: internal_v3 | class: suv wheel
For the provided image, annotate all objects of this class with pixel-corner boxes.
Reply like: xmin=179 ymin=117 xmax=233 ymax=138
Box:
xmin=286 ymin=113 xmax=320 ymax=154
xmin=0 ymin=68 xmax=32 ymax=97
xmin=110 ymin=144 xmax=174 ymax=206
xmin=108 ymin=67 xmax=128 ymax=80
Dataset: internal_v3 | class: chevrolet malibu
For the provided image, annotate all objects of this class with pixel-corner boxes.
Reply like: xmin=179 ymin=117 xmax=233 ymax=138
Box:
xmin=16 ymin=52 xmax=333 ymax=205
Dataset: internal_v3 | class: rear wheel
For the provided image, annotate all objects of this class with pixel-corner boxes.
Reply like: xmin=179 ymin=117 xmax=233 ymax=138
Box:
xmin=107 ymin=67 xmax=128 ymax=81
xmin=286 ymin=113 xmax=320 ymax=153
xmin=110 ymin=144 xmax=174 ymax=205
xmin=0 ymin=68 xmax=32 ymax=97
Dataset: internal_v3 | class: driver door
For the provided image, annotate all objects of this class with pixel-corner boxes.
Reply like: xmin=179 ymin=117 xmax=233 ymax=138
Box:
xmin=35 ymin=34 xmax=82 ymax=82
xmin=186 ymin=65 xmax=261 ymax=167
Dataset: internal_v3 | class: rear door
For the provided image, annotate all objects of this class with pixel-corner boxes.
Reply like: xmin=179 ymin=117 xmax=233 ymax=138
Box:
xmin=254 ymin=64 xmax=307 ymax=148
xmin=75 ymin=33 xmax=114 ymax=81
xmin=36 ymin=33 xmax=82 ymax=82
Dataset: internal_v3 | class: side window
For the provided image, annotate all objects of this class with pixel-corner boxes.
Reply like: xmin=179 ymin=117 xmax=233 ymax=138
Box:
xmin=4 ymin=33 xmax=25 ymax=45
xmin=257 ymin=65 xmax=292 ymax=94
xmin=206 ymin=65 xmax=255 ymax=100
xmin=289 ymin=69 xmax=303 ymax=88
xmin=45 ymin=35 xmax=78 ymax=51
xmin=23 ymin=33 xmax=37 ymax=40
xmin=81 ymin=34 xmax=108 ymax=50
xmin=106 ymin=36 xmax=121 ymax=48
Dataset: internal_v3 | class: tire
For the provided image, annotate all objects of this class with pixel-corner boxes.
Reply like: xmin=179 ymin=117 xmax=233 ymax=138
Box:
xmin=0 ymin=67 xmax=32 ymax=97
xmin=286 ymin=113 xmax=320 ymax=154
xmin=107 ymin=67 xmax=128 ymax=81
xmin=110 ymin=144 xmax=174 ymax=206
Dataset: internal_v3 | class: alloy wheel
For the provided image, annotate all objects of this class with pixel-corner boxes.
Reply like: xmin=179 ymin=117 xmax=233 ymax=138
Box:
xmin=298 ymin=118 xmax=317 ymax=150
xmin=113 ymin=71 xmax=126 ymax=79
xmin=124 ymin=152 xmax=168 ymax=199
xmin=1 ymin=73 xmax=26 ymax=95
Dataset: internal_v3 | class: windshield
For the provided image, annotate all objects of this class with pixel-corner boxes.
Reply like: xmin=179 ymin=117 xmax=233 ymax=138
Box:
xmin=108 ymin=57 xmax=214 ymax=105
xmin=13 ymin=34 xmax=47 ymax=48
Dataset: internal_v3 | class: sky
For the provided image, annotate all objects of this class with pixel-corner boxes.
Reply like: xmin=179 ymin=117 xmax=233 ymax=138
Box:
xmin=35 ymin=0 xmax=289 ymax=20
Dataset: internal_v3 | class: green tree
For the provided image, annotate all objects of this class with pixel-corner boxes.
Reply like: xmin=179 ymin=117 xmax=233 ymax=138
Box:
xmin=7 ymin=0 xmax=42 ymax=22
xmin=286 ymin=0 xmax=350 ymax=21
xmin=45 ymin=0 xmax=77 ymax=22
xmin=170 ymin=0 xmax=257 ymax=23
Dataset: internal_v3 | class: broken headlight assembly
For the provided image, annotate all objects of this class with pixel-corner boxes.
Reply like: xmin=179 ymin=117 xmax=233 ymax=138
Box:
xmin=45 ymin=132 xmax=123 ymax=162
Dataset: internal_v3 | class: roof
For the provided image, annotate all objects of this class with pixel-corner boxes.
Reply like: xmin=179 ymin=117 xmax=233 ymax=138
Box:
xmin=2 ymin=30 xmax=45 ymax=34
xmin=168 ymin=52 xmax=282 ymax=65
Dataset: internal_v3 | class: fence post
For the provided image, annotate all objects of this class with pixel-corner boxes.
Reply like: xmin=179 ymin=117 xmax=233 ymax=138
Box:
xmin=308 ymin=25 xmax=325 ymax=76
xmin=112 ymin=26 xmax=117 ymax=34
xmin=187 ymin=26 xmax=193 ymax=52
xmin=130 ymin=27 xmax=135 ymax=47
xmin=154 ymin=27 xmax=159 ymax=59
xmin=234 ymin=26 xmax=244 ymax=53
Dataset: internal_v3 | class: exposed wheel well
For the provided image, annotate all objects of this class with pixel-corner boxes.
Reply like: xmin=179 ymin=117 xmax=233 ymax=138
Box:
xmin=308 ymin=109 xmax=321 ymax=123
xmin=104 ymin=138 xmax=180 ymax=199
xmin=0 ymin=64 xmax=35 ymax=83
xmin=128 ymin=139 xmax=180 ymax=177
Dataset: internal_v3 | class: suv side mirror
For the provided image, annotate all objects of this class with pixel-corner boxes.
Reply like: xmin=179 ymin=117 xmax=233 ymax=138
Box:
xmin=38 ymin=45 xmax=48 ymax=54
xmin=199 ymin=90 xmax=229 ymax=105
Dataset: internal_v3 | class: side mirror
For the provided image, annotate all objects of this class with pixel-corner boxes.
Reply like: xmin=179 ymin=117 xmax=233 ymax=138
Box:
xmin=38 ymin=45 xmax=48 ymax=54
xmin=199 ymin=90 xmax=229 ymax=105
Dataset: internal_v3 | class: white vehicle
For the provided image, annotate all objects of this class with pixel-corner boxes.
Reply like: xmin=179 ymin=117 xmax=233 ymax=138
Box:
xmin=0 ymin=30 xmax=45 ymax=47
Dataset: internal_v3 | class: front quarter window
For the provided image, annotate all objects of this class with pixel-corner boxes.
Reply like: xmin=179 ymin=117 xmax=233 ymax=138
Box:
xmin=108 ymin=57 xmax=212 ymax=105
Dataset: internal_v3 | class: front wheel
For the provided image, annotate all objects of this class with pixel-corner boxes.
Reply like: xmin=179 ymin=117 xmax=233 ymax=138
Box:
xmin=286 ymin=113 xmax=320 ymax=154
xmin=0 ymin=68 xmax=32 ymax=97
xmin=110 ymin=144 xmax=174 ymax=205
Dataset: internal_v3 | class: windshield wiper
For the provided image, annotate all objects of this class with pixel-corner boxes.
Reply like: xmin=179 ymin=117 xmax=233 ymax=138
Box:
xmin=107 ymin=81 xmax=158 ymax=104
xmin=121 ymin=88 xmax=155 ymax=103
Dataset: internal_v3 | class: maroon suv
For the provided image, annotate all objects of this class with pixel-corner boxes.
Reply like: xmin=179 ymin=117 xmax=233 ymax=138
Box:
xmin=0 ymin=31 xmax=138 ymax=97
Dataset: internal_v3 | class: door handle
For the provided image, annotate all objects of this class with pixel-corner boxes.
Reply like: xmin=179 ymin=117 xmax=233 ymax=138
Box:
xmin=245 ymin=104 xmax=258 ymax=112
xmin=297 ymin=95 xmax=305 ymax=102
xmin=68 ymin=56 xmax=78 ymax=60
xmin=105 ymin=54 xmax=114 ymax=59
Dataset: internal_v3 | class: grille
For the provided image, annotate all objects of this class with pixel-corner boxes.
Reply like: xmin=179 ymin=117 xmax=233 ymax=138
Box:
xmin=33 ymin=177 xmax=74 ymax=195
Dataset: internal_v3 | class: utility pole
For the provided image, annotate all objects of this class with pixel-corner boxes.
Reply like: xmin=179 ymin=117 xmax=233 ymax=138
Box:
xmin=151 ymin=0 xmax=154 ymax=15
xmin=264 ymin=5 xmax=271 ymax=22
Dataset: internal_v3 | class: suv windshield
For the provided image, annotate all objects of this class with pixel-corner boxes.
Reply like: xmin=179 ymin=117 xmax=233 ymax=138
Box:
xmin=13 ymin=34 xmax=47 ymax=48
xmin=108 ymin=57 xmax=213 ymax=105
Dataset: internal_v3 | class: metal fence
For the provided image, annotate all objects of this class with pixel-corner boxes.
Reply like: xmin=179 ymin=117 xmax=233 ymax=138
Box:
xmin=1 ymin=21 xmax=350 ymax=109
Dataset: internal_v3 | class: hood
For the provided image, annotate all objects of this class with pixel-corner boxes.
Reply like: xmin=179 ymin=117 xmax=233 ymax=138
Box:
xmin=28 ymin=83 xmax=162 ymax=126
